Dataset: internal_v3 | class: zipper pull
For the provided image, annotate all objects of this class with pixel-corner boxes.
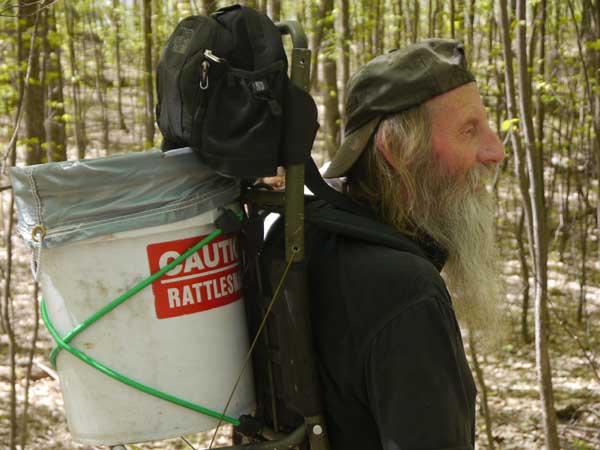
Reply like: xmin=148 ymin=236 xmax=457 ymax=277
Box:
xmin=200 ymin=60 xmax=209 ymax=90
xmin=204 ymin=49 xmax=223 ymax=63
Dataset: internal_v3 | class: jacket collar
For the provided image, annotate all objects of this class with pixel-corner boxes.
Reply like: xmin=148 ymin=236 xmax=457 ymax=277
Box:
xmin=414 ymin=233 xmax=448 ymax=272
xmin=347 ymin=197 xmax=449 ymax=271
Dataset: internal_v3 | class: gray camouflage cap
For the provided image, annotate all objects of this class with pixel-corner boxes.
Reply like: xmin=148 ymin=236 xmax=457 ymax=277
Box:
xmin=323 ymin=39 xmax=475 ymax=178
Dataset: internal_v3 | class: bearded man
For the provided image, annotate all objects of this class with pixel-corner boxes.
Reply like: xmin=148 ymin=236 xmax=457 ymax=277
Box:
xmin=300 ymin=39 xmax=505 ymax=450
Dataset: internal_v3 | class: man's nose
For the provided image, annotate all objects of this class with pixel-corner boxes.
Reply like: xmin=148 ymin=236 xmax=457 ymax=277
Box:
xmin=477 ymin=127 xmax=505 ymax=165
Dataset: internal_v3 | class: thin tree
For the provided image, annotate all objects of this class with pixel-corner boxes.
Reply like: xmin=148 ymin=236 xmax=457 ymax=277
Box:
xmin=309 ymin=1 xmax=326 ymax=93
xmin=469 ymin=333 xmax=495 ymax=450
xmin=89 ymin=9 xmax=110 ymax=151
xmin=22 ymin=0 xmax=46 ymax=166
xmin=143 ymin=0 xmax=155 ymax=148
xmin=268 ymin=0 xmax=281 ymax=21
xmin=339 ymin=0 xmax=350 ymax=124
xmin=411 ymin=0 xmax=419 ymax=42
xmin=320 ymin=0 xmax=340 ymax=159
xmin=43 ymin=6 xmax=67 ymax=161
xmin=2 ymin=7 xmax=41 ymax=449
xmin=63 ymin=2 xmax=87 ymax=158
xmin=112 ymin=0 xmax=128 ymax=131
xmin=515 ymin=0 xmax=560 ymax=447
xmin=202 ymin=0 xmax=218 ymax=15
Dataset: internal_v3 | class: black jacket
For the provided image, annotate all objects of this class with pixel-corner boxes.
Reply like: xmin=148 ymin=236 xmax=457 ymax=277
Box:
xmin=302 ymin=200 xmax=477 ymax=450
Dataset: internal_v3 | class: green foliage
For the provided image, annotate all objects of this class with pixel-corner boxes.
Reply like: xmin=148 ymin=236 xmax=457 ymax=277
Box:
xmin=18 ymin=137 xmax=40 ymax=146
xmin=586 ymin=39 xmax=600 ymax=51
xmin=572 ymin=439 xmax=594 ymax=450
xmin=502 ymin=118 xmax=520 ymax=133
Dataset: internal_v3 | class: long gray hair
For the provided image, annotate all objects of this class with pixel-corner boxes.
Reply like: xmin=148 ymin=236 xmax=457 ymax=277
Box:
xmin=345 ymin=105 xmax=432 ymax=236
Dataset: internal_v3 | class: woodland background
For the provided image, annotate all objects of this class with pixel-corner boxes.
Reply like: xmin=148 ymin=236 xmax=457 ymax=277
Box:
xmin=0 ymin=0 xmax=600 ymax=449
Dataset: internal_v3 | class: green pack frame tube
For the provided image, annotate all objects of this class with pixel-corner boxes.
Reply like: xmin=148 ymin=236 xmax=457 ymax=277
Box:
xmin=41 ymin=214 xmax=243 ymax=426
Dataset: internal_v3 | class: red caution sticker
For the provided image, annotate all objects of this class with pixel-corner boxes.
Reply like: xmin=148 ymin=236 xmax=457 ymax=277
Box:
xmin=146 ymin=234 xmax=242 ymax=319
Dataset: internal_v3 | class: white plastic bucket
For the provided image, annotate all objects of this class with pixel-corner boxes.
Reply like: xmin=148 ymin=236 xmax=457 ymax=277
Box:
xmin=41 ymin=209 xmax=254 ymax=445
xmin=10 ymin=150 xmax=255 ymax=445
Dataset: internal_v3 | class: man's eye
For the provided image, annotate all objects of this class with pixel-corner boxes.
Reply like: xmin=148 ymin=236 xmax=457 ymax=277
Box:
xmin=464 ymin=127 xmax=476 ymax=136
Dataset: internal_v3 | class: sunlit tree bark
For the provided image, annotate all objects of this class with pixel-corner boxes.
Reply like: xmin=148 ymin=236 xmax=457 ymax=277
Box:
xmin=43 ymin=7 xmax=66 ymax=161
xmin=63 ymin=2 xmax=87 ymax=158
xmin=320 ymin=0 xmax=340 ymax=159
xmin=143 ymin=0 xmax=155 ymax=148
xmin=515 ymin=0 xmax=560 ymax=447
xmin=21 ymin=0 xmax=45 ymax=165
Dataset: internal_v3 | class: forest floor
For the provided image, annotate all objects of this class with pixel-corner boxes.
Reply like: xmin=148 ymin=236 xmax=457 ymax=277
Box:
xmin=1 ymin=221 xmax=599 ymax=450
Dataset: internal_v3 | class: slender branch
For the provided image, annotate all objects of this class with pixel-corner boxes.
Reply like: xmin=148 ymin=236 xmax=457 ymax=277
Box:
xmin=547 ymin=297 xmax=600 ymax=383
xmin=0 ymin=0 xmax=56 ymax=17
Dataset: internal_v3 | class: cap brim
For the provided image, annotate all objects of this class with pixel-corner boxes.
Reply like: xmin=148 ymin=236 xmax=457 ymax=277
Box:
xmin=323 ymin=118 xmax=381 ymax=178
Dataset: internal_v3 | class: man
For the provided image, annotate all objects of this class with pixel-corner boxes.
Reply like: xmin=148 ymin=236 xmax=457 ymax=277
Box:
xmin=304 ymin=39 xmax=505 ymax=449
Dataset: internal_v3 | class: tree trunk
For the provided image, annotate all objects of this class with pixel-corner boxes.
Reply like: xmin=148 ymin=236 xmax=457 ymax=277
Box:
xmin=450 ymin=0 xmax=455 ymax=38
xmin=403 ymin=0 xmax=412 ymax=45
xmin=576 ymin=176 xmax=588 ymax=326
xmin=556 ymin=111 xmax=571 ymax=261
xmin=143 ymin=0 xmax=155 ymax=148
xmin=2 ymin=174 xmax=17 ymax=450
xmin=515 ymin=206 xmax=531 ymax=343
xmin=309 ymin=2 xmax=326 ymax=93
xmin=3 ymin=10 xmax=33 ymax=447
xmin=21 ymin=0 xmax=45 ymax=166
xmin=469 ymin=332 xmax=495 ymax=450
xmin=89 ymin=11 xmax=110 ymax=152
xmin=44 ymin=7 xmax=67 ymax=162
xmin=202 ymin=0 xmax=218 ymax=15
xmin=321 ymin=0 xmax=340 ymax=159
xmin=498 ymin=0 xmax=535 ymax=266
xmin=340 ymin=0 xmax=350 ymax=124
xmin=411 ymin=0 xmax=419 ymax=43
xmin=394 ymin=0 xmax=404 ymax=48
xmin=373 ymin=0 xmax=384 ymax=55
xmin=269 ymin=0 xmax=281 ymax=21
xmin=19 ymin=282 xmax=40 ymax=450
xmin=578 ymin=0 xmax=600 ymax=263
xmin=535 ymin=0 xmax=547 ymax=151
xmin=112 ymin=0 xmax=128 ymax=131
xmin=455 ymin=0 xmax=465 ymax=41
xmin=427 ymin=0 xmax=433 ymax=36
xmin=515 ymin=1 xmax=560 ymax=448
xmin=466 ymin=0 xmax=475 ymax=62
xmin=64 ymin=3 xmax=87 ymax=159
xmin=153 ymin=0 xmax=162 ymax=74
xmin=433 ymin=0 xmax=443 ymax=37
xmin=257 ymin=0 xmax=267 ymax=14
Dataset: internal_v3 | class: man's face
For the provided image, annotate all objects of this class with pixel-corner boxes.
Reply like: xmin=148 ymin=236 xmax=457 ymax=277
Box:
xmin=405 ymin=84 xmax=506 ymax=344
xmin=425 ymin=82 xmax=504 ymax=180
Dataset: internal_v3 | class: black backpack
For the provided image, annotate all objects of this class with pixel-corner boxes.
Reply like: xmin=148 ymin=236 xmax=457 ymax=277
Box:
xmin=156 ymin=4 xmax=318 ymax=178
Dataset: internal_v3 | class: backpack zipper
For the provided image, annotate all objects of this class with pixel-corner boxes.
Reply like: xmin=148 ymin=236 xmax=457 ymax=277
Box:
xmin=200 ymin=50 xmax=224 ymax=90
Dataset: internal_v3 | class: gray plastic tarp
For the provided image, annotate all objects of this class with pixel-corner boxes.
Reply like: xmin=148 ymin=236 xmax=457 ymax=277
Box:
xmin=10 ymin=148 xmax=240 ymax=248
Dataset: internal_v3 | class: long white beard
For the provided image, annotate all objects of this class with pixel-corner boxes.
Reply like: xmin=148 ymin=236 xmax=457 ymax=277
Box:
xmin=412 ymin=163 xmax=506 ymax=347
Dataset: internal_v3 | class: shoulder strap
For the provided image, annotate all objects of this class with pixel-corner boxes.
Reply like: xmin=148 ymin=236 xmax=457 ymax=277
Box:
xmin=304 ymin=157 xmax=370 ymax=216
